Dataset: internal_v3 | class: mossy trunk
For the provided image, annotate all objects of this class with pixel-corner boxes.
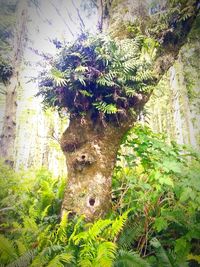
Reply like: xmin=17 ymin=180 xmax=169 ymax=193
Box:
xmin=61 ymin=116 xmax=134 ymax=220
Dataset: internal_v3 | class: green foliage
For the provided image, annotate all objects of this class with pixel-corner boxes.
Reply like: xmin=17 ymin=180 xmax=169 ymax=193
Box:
xmin=0 ymin=0 xmax=17 ymax=83
xmin=112 ymin=123 xmax=200 ymax=265
xmin=0 ymin=0 xmax=17 ymax=54
xmin=149 ymin=0 xmax=198 ymax=40
xmin=0 ymin=165 xmax=141 ymax=267
xmin=0 ymin=57 xmax=13 ymax=83
xmin=38 ymin=33 xmax=155 ymax=121
xmin=1 ymin=123 xmax=200 ymax=266
xmin=114 ymin=250 xmax=150 ymax=267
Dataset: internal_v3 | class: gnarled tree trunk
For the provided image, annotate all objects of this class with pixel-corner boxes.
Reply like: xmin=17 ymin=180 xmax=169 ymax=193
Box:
xmin=61 ymin=116 xmax=134 ymax=220
xmin=60 ymin=0 xmax=199 ymax=220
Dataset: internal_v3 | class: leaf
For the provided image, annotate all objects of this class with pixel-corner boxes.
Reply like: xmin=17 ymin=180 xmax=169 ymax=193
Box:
xmin=93 ymin=101 xmax=118 ymax=114
xmin=75 ymin=65 xmax=88 ymax=72
xmin=114 ymin=250 xmax=150 ymax=267
xmin=180 ymin=187 xmax=193 ymax=202
xmin=0 ymin=235 xmax=17 ymax=264
xmin=150 ymin=238 xmax=173 ymax=267
xmin=79 ymin=90 xmax=93 ymax=97
xmin=162 ymin=159 xmax=182 ymax=174
xmin=95 ymin=242 xmax=117 ymax=267
xmin=50 ymin=68 xmax=67 ymax=86
xmin=154 ymin=217 xmax=168 ymax=232
xmin=109 ymin=210 xmax=130 ymax=240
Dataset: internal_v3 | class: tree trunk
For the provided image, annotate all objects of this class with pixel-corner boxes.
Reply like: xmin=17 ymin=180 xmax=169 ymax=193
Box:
xmin=0 ymin=76 xmax=19 ymax=167
xmin=0 ymin=1 xmax=27 ymax=166
xmin=61 ymin=116 xmax=134 ymax=220
xmin=170 ymin=66 xmax=184 ymax=145
xmin=60 ymin=0 xmax=199 ymax=220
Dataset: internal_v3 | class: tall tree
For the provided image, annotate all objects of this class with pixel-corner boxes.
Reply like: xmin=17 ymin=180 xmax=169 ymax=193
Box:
xmin=38 ymin=0 xmax=199 ymax=220
xmin=0 ymin=0 xmax=27 ymax=167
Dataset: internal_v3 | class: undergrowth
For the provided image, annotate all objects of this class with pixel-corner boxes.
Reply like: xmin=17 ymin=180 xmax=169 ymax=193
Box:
xmin=0 ymin=124 xmax=199 ymax=266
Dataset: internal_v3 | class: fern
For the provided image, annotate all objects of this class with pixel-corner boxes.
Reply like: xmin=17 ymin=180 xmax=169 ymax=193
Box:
xmin=79 ymin=89 xmax=93 ymax=97
xmin=150 ymin=238 xmax=173 ymax=267
xmin=94 ymin=241 xmax=117 ymax=267
xmin=38 ymin=33 xmax=156 ymax=120
xmin=93 ymin=101 xmax=118 ymax=114
xmin=124 ymin=86 xmax=137 ymax=97
xmin=30 ymin=245 xmax=64 ymax=267
xmin=7 ymin=250 xmax=36 ymax=267
xmin=123 ymin=60 xmax=137 ymax=73
xmin=118 ymin=220 xmax=144 ymax=250
xmin=135 ymin=69 xmax=154 ymax=82
xmin=0 ymin=235 xmax=17 ymax=265
xmin=73 ymin=219 xmax=112 ymax=245
xmin=55 ymin=211 xmax=69 ymax=243
xmin=114 ymin=250 xmax=150 ymax=267
xmin=50 ymin=68 xmax=67 ymax=86
xmin=109 ymin=210 xmax=130 ymax=240
xmin=46 ymin=252 xmax=74 ymax=267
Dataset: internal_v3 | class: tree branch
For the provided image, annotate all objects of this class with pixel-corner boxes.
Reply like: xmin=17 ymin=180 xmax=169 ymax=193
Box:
xmin=50 ymin=1 xmax=75 ymax=37
xmin=71 ymin=0 xmax=86 ymax=30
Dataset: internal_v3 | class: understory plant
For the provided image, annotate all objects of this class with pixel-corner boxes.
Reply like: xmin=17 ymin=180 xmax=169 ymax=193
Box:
xmin=112 ymin=123 xmax=200 ymax=266
xmin=0 ymin=124 xmax=200 ymax=266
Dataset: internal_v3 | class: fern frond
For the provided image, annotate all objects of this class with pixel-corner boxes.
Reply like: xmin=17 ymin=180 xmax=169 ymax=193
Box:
xmin=46 ymin=252 xmax=74 ymax=267
xmin=87 ymin=219 xmax=112 ymax=241
xmin=58 ymin=252 xmax=75 ymax=264
xmin=135 ymin=69 xmax=153 ymax=82
xmin=150 ymin=238 xmax=173 ymax=267
xmin=7 ymin=249 xmax=36 ymax=267
xmin=78 ymin=243 xmax=95 ymax=267
xmin=95 ymin=241 xmax=117 ymax=267
xmin=22 ymin=216 xmax=39 ymax=233
xmin=109 ymin=210 xmax=130 ymax=240
xmin=79 ymin=90 xmax=93 ymax=97
xmin=118 ymin=221 xmax=144 ymax=250
xmin=123 ymin=60 xmax=137 ymax=73
xmin=30 ymin=245 xmax=63 ymax=267
xmin=93 ymin=101 xmax=118 ymax=114
xmin=55 ymin=210 xmax=70 ymax=243
xmin=15 ymin=240 xmax=27 ymax=256
xmin=0 ymin=235 xmax=17 ymax=264
xmin=75 ymin=65 xmax=88 ymax=73
xmin=50 ymin=68 xmax=67 ymax=86
xmin=114 ymin=249 xmax=150 ymax=267
xmin=73 ymin=219 xmax=112 ymax=245
xmin=68 ymin=215 xmax=84 ymax=244
xmin=41 ymin=205 xmax=51 ymax=220
xmin=124 ymin=86 xmax=136 ymax=97
xmin=78 ymin=258 xmax=93 ymax=267
xmin=46 ymin=256 xmax=63 ymax=267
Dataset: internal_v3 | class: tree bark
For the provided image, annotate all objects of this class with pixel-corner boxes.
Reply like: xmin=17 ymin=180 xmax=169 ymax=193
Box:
xmin=170 ymin=66 xmax=184 ymax=145
xmin=0 ymin=1 xmax=27 ymax=166
xmin=61 ymin=115 xmax=134 ymax=220
xmin=0 ymin=76 xmax=19 ymax=167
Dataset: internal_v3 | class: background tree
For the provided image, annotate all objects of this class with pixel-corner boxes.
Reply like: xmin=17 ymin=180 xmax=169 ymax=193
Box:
xmin=0 ymin=0 xmax=27 ymax=167
xmin=146 ymin=15 xmax=200 ymax=149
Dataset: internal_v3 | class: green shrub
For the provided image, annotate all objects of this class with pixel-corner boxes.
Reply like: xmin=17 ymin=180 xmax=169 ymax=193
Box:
xmin=112 ymin=123 xmax=200 ymax=266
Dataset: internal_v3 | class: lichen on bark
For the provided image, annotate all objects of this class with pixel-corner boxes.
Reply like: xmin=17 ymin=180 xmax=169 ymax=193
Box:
xmin=61 ymin=114 xmax=135 ymax=220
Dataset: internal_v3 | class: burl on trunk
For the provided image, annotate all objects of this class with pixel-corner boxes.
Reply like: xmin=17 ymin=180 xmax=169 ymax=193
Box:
xmin=61 ymin=116 xmax=134 ymax=221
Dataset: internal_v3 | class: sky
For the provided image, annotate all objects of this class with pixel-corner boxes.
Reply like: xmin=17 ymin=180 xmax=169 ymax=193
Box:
xmin=26 ymin=0 xmax=98 ymax=62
